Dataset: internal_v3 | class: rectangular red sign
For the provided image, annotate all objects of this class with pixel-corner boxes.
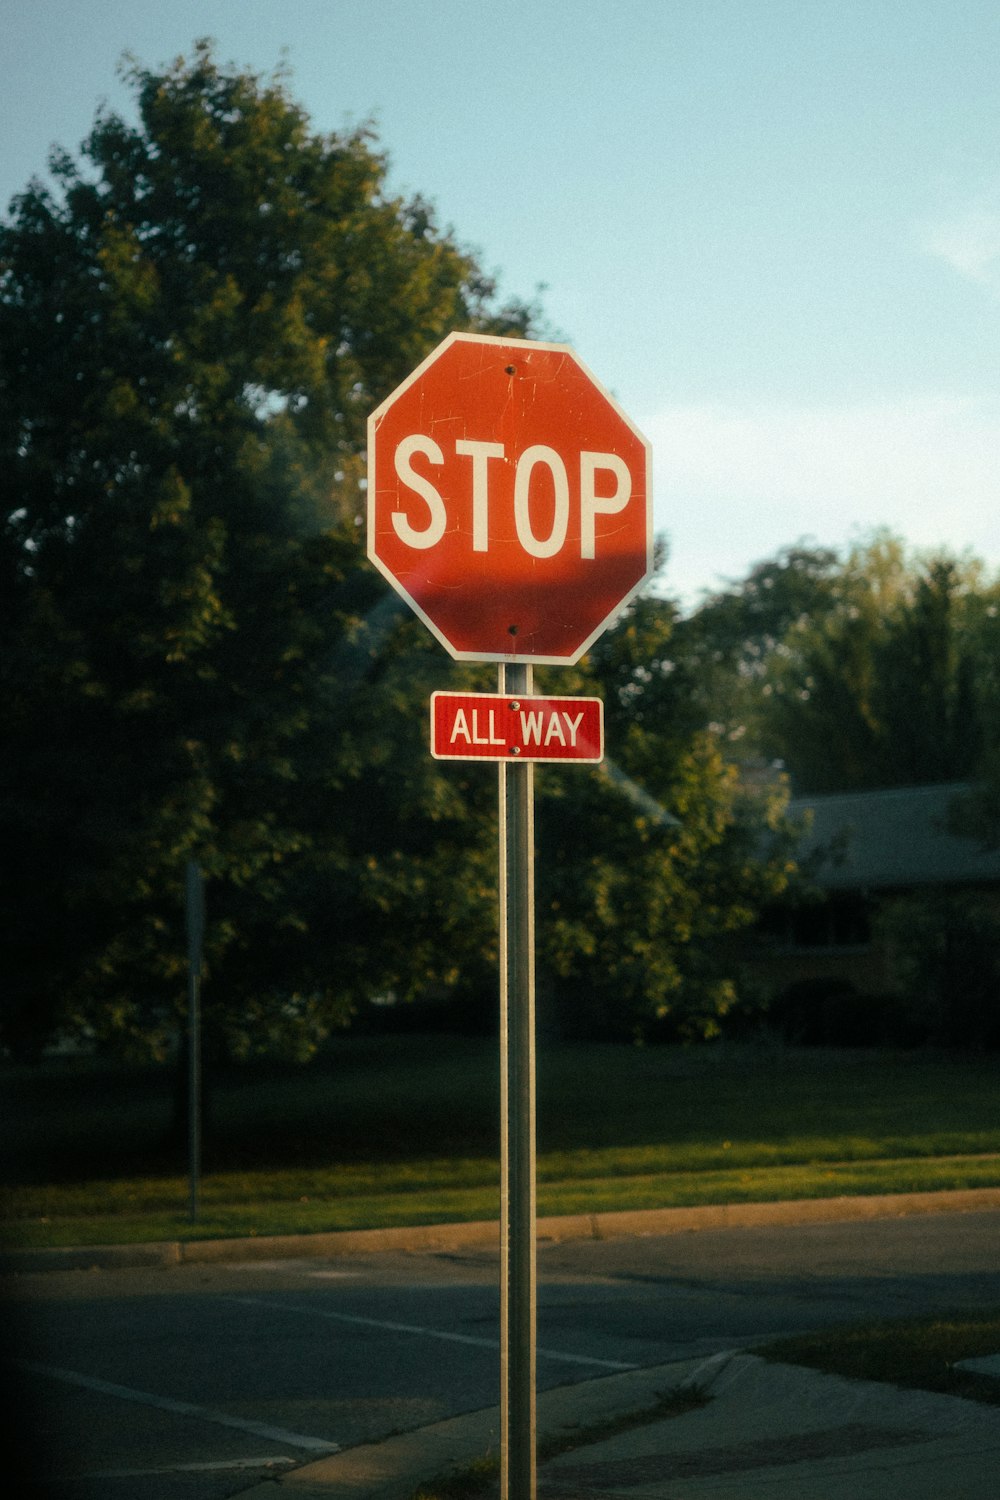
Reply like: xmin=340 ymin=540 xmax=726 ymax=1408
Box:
xmin=430 ymin=692 xmax=604 ymax=763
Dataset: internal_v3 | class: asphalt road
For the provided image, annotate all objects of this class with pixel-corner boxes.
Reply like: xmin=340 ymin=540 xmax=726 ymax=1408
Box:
xmin=4 ymin=1208 xmax=1000 ymax=1499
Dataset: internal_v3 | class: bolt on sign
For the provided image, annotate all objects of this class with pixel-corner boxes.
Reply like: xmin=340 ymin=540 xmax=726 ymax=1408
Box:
xmin=431 ymin=692 xmax=604 ymax=763
xmin=367 ymin=332 xmax=652 ymax=663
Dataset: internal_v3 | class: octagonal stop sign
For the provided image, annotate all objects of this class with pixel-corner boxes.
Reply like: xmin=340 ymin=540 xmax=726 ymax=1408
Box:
xmin=367 ymin=333 xmax=652 ymax=663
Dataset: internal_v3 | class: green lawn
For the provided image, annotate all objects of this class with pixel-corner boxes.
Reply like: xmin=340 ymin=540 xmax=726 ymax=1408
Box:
xmin=762 ymin=1310 xmax=1000 ymax=1407
xmin=3 ymin=1037 xmax=999 ymax=1250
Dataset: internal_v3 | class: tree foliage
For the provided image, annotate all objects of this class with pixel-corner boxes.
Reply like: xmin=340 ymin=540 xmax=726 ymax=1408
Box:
xmin=877 ymin=892 xmax=1000 ymax=1049
xmin=0 ymin=42 xmax=531 ymax=1058
xmin=679 ymin=543 xmax=843 ymax=768
xmin=534 ymin=596 xmax=796 ymax=1041
xmin=689 ymin=534 xmax=1000 ymax=795
xmin=1 ymin=42 xmax=798 ymax=1060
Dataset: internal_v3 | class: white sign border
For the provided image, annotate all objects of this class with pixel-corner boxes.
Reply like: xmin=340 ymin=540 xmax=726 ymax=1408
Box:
xmin=366 ymin=332 xmax=654 ymax=666
xmin=429 ymin=690 xmax=605 ymax=764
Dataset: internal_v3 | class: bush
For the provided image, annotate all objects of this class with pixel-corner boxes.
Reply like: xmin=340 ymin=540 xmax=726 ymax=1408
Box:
xmin=877 ymin=892 xmax=1000 ymax=1049
xmin=768 ymin=978 xmax=930 ymax=1049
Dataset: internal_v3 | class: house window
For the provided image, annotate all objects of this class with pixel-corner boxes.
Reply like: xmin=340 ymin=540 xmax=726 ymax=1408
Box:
xmin=760 ymin=894 xmax=871 ymax=951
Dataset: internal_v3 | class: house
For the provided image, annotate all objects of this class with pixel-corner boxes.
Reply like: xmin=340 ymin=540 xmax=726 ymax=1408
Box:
xmin=756 ymin=781 xmax=1000 ymax=1004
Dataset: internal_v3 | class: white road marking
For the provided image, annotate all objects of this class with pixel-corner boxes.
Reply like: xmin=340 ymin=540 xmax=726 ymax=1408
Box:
xmin=222 ymin=1294 xmax=638 ymax=1371
xmin=86 ymin=1457 xmax=296 ymax=1478
xmin=219 ymin=1261 xmax=361 ymax=1276
xmin=10 ymin=1359 xmax=339 ymax=1453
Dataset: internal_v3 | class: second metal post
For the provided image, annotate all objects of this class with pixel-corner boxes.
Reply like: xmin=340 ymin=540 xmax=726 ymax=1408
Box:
xmin=499 ymin=660 xmax=537 ymax=1500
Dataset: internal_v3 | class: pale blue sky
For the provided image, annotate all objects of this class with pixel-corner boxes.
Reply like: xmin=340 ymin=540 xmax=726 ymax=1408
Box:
xmin=3 ymin=0 xmax=999 ymax=602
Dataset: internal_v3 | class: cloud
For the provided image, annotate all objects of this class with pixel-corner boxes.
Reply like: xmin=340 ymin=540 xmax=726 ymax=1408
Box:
xmin=919 ymin=195 xmax=1000 ymax=291
xmin=643 ymin=396 xmax=1000 ymax=602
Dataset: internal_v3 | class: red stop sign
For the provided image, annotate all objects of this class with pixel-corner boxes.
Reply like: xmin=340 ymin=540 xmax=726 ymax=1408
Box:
xmin=367 ymin=333 xmax=652 ymax=663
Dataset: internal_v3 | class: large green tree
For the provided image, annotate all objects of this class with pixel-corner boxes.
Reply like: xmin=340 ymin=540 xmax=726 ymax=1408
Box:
xmin=533 ymin=594 xmax=796 ymax=1042
xmin=0 ymin=42 xmax=531 ymax=1058
xmin=689 ymin=534 xmax=999 ymax=795
xmin=679 ymin=542 xmax=843 ymax=765
xmin=2 ymin=42 xmax=799 ymax=1062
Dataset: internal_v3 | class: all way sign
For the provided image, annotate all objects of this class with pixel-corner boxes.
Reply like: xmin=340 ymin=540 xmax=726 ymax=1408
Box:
xmin=431 ymin=692 xmax=603 ymax=763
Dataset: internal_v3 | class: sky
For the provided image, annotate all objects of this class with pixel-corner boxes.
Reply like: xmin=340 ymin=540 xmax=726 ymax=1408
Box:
xmin=3 ymin=0 xmax=999 ymax=605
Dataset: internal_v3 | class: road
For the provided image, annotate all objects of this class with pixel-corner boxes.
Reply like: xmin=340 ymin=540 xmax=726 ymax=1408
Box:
xmin=4 ymin=1209 xmax=1000 ymax=1499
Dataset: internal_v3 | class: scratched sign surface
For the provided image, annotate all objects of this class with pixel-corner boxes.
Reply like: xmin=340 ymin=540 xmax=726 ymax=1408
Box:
xmin=368 ymin=333 xmax=652 ymax=665
xmin=430 ymin=692 xmax=604 ymax=763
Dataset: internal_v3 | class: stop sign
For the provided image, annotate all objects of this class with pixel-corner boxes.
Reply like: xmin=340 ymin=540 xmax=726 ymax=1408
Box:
xmin=367 ymin=333 xmax=652 ymax=663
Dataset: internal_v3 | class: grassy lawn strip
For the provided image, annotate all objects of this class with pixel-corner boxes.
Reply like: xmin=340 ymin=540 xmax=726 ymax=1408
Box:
xmin=6 ymin=1042 xmax=1000 ymax=1250
xmin=761 ymin=1309 xmax=1000 ymax=1408
xmin=5 ymin=1151 xmax=1000 ymax=1250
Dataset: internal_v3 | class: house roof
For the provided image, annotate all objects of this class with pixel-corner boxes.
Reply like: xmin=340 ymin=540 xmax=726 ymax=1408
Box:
xmin=788 ymin=782 xmax=1000 ymax=892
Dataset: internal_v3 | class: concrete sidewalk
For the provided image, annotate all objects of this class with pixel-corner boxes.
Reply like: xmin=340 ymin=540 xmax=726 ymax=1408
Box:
xmin=237 ymin=1351 xmax=1000 ymax=1500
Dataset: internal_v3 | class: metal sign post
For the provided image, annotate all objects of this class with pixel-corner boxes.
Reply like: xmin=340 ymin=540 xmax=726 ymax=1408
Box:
xmin=498 ymin=661 xmax=537 ymax=1500
xmin=185 ymin=859 xmax=205 ymax=1224
xmin=370 ymin=332 xmax=653 ymax=1500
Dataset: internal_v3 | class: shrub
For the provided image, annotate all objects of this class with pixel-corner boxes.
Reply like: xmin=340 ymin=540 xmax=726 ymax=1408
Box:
xmin=877 ymin=892 xmax=1000 ymax=1049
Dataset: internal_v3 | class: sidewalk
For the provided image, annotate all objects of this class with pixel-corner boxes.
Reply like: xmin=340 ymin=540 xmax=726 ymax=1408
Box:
xmin=237 ymin=1351 xmax=1000 ymax=1499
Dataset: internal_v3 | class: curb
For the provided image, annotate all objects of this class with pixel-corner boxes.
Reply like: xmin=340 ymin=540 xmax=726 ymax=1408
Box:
xmin=232 ymin=1352 xmax=732 ymax=1499
xmin=5 ymin=1186 xmax=1000 ymax=1275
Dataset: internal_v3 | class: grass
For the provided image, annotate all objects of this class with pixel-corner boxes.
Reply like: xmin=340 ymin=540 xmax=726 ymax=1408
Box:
xmin=410 ymin=1385 xmax=709 ymax=1500
xmin=3 ymin=1036 xmax=1000 ymax=1250
xmin=6 ymin=1151 xmax=1000 ymax=1250
xmin=761 ymin=1309 xmax=1000 ymax=1407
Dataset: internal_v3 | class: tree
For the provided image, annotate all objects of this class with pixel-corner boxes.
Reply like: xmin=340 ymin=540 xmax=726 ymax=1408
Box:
xmin=0 ymin=41 xmax=534 ymax=1059
xmin=877 ymin=892 xmax=1000 ymax=1049
xmin=762 ymin=544 xmax=990 ymax=793
xmin=688 ymin=534 xmax=998 ymax=795
xmin=680 ymin=542 xmax=843 ymax=765
xmin=532 ymin=595 xmax=797 ymax=1042
xmin=1 ymin=41 xmax=800 ymax=1063
xmin=948 ymin=591 xmax=1000 ymax=847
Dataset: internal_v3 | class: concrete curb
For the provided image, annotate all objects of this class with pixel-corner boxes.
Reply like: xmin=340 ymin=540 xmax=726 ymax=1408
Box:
xmin=232 ymin=1350 xmax=1000 ymax=1499
xmin=233 ymin=1353 xmax=729 ymax=1499
xmin=5 ymin=1185 xmax=1000 ymax=1275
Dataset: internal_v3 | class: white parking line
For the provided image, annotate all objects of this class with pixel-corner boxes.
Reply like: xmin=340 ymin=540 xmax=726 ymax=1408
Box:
xmin=221 ymin=1294 xmax=638 ymax=1371
xmin=10 ymin=1359 xmax=339 ymax=1453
